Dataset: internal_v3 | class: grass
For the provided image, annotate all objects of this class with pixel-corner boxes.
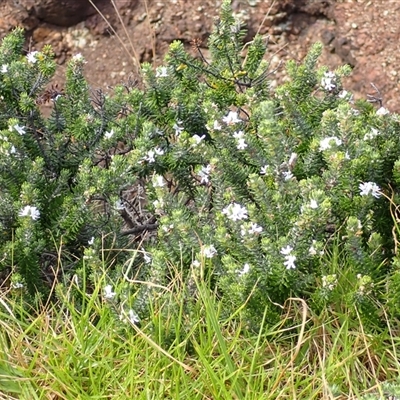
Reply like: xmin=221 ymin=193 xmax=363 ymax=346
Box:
xmin=1 ymin=256 xmax=400 ymax=399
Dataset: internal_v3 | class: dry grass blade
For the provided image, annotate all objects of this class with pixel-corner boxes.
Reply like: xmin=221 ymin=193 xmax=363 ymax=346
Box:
xmin=256 ymin=0 xmax=277 ymax=36
xmin=269 ymin=297 xmax=309 ymax=393
xmin=87 ymin=0 xmax=140 ymax=74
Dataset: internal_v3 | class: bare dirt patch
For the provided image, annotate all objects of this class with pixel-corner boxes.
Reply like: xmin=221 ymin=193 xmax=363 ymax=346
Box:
xmin=1 ymin=0 xmax=399 ymax=112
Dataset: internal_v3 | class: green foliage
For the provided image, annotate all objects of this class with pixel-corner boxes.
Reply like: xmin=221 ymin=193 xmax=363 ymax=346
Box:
xmin=1 ymin=0 xmax=400 ymax=332
xmin=119 ymin=1 xmax=399 ymax=329
xmin=0 ymin=32 xmax=136 ymax=295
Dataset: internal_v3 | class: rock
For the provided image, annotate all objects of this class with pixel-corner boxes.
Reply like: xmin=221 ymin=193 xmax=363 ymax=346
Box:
xmin=18 ymin=0 xmax=110 ymax=27
xmin=32 ymin=24 xmax=65 ymax=56
xmin=334 ymin=37 xmax=356 ymax=67
xmin=0 ymin=1 xmax=39 ymax=34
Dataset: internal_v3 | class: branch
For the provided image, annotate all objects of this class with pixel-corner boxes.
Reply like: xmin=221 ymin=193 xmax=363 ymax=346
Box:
xmin=120 ymin=223 xmax=159 ymax=236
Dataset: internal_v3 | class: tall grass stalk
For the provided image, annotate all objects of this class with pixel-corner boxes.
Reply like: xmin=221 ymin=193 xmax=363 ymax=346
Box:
xmin=87 ymin=0 xmax=141 ymax=73
xmin=1 ymin=255 xmax=400 ymax=399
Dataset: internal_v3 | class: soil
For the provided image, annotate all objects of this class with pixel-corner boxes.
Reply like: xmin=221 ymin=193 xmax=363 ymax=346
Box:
xmin=1 ymin=0 xmax=399 ymax=112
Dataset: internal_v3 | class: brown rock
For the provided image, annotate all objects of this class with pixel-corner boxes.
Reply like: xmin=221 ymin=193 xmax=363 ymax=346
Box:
xmin=32 ymin=25 xmax=54 ymax=42
xmin=18 ymin=0 xmax=110 ymax=27
xmin=0 ymin=1 xmax=39 ymax=34
xmin=334 ymin=37 xmax=356 ymax=67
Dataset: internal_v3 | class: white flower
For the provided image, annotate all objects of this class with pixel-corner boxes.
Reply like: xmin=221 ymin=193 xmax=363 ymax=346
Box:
xmin=309 ymin=243 xmax=317 ymax=256
xmin=115 ymin=199 xmax=124 ymax=210
xmin=260 ymin=165 xmax=268 ymax=175
xmin=104 ymin=285 xmax=116 ymax=299
xmin=162 ymin=224 xmax=174 ymax=233
xmin=338 ymin=90 xmax=352 ymax=101
xmin=145 ymin=150 xmax=156 ymax=163
xmin=11 ymin=282 xmax=24 ymax=289
xmin=192 ymin=260 xmax=201 ymax=268
xmin=72 ymin=53 xmax=84 ymax=61
xmin=232 ymin=131 xmax=247 ymax=149
xmin=222 ymin=203 xmax=248 ymax=221
xmin=319 ymin=136 xmax=342 ymax=151
xmin=143 ymin=252 xmax=152 ymax=264
xmin=363 ymin=127 xmax=380 ymax=140
xmin=322 ymin=274 xmax=337 ymax=291
xmin=359 ymin=181 xmax=381 ymax=198
xmin=309 ymin=240 xmax=324 ymax=256
xmin=236 ymin=138 xmax=247 ymax=150
xmin=198 ymin=164 xmax=211 ymax=184
xmin=376 ymin=106 xmax=389 ymax=116
xmin=248 ymin=222 xmax=263 ymax=235
xmin=141 ymin=247 xmax=152 ymax=263
xmin=202 ymin=245 xmax=217 ymax=258
xmin=153 ymin=199 xmax=164 ymax=212
xmin=241 ymin=222 xmax=263 ymax=236
xmin=26 ymin=51 xmax=39 ymax=64
xmin=104 ymin=129 xmax=114 ymax=139
xmin=173 ymin=121 xmax=184 ymax=136
xmin=127 ymin=309 xmax=140 ymax=324
xmin=321 ymin=71 xmax=336 ymax=91
xmin=222 ymin=111 xmax=241 ymax=125
xmin=280 ymin=245 xmax=293 ymax=255
xmin=238 ymin=263 xmax=250 ymax=276
xmin=283 ymin=255 xmax=296 ymax=270
xmin=213 ymin=120 xmax=222 ymax=130
xmin=1 ymin=64 xmax=8 ymax=73
xmin=233 ymin=130 xmax=244 ymax=139
xmin=88 ymin=237 xmax=95 ymax=245
xmin=192 ymin=134 xmax=205 ymax=145
xmin=143 ymin=147 xmax=164 ymax=163
xmin=14 ymin=125 xmax=26 ymax=135
xmin=309 ymin=199 xmax=318 ymax=209
xmin=155 ymin=66 xmax=168 ymax=77
xmin=282 ymin=171 xmax=293 ymax=181
xmin=153 ymin=175 xmax=165 ymax=187
xmin=19 ymin=205 xmax=40 ymax=220
xmin=121 ymin=309 xmax=140 ymax=325
xmin=10 ymin=124 xmax=26 ymax=135
xmin=356 ymin=274 xmax=374 ymax=295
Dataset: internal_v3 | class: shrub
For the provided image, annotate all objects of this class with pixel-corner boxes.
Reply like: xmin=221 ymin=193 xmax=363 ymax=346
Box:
xmin=1 ymin=1 xmax=400 ymax=328
xmin=0 ymin=28 xmax=136 ymax=297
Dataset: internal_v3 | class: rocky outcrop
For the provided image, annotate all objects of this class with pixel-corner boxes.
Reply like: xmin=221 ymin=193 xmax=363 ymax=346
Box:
xmin=18 ymin=0 xmax=110 ymax=27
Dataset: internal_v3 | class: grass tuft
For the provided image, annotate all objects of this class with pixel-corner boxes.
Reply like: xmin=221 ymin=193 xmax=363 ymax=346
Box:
xmin=1 ymin=257 xmax=400 ymax=399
